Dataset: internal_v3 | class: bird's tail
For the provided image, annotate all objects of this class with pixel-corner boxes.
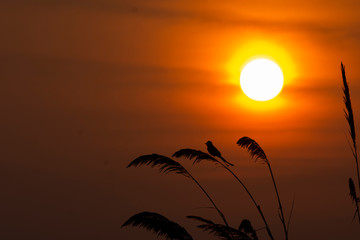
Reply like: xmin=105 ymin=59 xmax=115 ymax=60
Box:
xmin=220 ymin=156 xmax=234 ymax=167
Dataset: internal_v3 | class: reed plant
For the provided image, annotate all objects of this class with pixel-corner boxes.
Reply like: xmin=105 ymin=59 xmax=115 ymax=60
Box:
xmin=124 ymin=153 xmax=260 ymax=240
xmin=124 ymin=137 xmax=291 ymax=240
xmin=237 ymin=137 xmax=290 ymax=240
xmin=127 ymin=154 xmax=229 ymax=226
xmin=173 ymin=148 xmax=274 ymax=240
xmin=341 ymin=62 xmax=360 ymax=222
xmin=122 ymin=211 xmax=193 ymax=240
xmin=122 ymin=211 xmax=258 ymax=240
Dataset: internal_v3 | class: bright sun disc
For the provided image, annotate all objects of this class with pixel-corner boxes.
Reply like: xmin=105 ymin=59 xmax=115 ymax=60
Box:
xmin=240 ymin=58 xmax=284 ymax=101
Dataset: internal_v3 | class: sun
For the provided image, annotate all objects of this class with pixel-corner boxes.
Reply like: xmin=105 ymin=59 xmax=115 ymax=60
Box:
xmin=240 ymin=58 xmax=284 ymax=101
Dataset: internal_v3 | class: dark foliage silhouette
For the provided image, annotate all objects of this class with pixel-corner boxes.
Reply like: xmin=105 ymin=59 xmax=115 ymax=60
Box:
xmin=206 ymin=141 xmax=234 ymax=166
xmin=127 ymin=154 xmax=229 ymax=226
xmin=127 ymin=154 xmax=190 ymax=177
xmin=172 ymin=148 xmax=218 ymax=164
xmin=236 ymin=137 xmax=267 ymax=163
xmin=173 ymin=148 xmax=274 ymax=240
xmin=349 ymin=178 xmax=359 ymax=203
xmin=341 ymin=63 xmax=360 ymax=223
xmin=187 ymin=215 xmax=239 ymax=240
xmin=125 ymin=137 xmax=293 ymax=240
xmin=122 ymin=212 xmax=193 ymax=240
xmin=239 ymin=219 xmax=258 ymax=240
xmin=349 ymin=177 xmax=360 ymax=222
xmin=188 ymin=215 xmax=256 ymax=240
xmin=237 ymin=137 xmax=289 ymax=240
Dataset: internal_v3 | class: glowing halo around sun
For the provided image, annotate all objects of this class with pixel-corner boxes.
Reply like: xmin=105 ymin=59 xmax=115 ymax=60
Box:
xmin=240 ymin=58 xmax=284 ymax=101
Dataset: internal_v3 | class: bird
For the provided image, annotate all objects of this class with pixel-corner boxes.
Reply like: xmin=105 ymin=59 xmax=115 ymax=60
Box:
xmin=206 ymin=141 xmax=234 ymax=166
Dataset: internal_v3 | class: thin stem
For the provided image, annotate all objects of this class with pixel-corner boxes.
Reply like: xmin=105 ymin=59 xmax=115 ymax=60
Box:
xmin=220 ymin=162 xmax=274 ymax=240
xmin=267 ymin=160 xmax=288 ymax=240
xmin=187 ymin=172 xmax=229 ymax=227
xmin=355 ymin=195 xmax=360 ymax=223
xmin=354 ymin=148 xmax=360 ymax=205
xmin=353 ymin=148 xmax=360 ymax=223
xmin=286 ymin=197 xmax=295 ymax=236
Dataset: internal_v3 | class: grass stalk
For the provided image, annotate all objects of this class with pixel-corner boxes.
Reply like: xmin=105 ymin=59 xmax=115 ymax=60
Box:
xmin=220 ymin=162 xmax=274 ymax=240
xmin=237 ymin=137 xmax=289 ymax=240
xmin=173 ymin=148 xmax=272 ymax=238
xmin=266 ymin=161 xmax=288 ymax=240
xmin=127 ymin=154 xmax=229 ymax=226
xmin=342 ymin=62 xmax=360 ymax=191
xmin=341 ymin=62 xmax=360 ymax=223
xmin=187 ymin=172 xmax=229 ymax=227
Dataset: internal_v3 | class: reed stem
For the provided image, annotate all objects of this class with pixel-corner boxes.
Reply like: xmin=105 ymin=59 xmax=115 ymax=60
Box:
xmin=220 ymin=162 xmax=274 ymax=240
xmin=266 ymin=161 xmax=288 ymax=240
xmin=187 ymin=172 xmax=229 ymax=227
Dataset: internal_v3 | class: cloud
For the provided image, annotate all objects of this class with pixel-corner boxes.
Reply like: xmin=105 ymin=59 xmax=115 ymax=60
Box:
xmin=2 ymin=0 xmax=359 ymax=36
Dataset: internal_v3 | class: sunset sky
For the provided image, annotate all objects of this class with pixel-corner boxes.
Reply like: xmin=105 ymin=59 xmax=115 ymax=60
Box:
xmin=1 ymin=1 xmax=360 ymax=239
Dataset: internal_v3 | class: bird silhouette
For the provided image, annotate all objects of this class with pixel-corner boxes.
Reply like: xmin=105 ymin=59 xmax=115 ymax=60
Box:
xmin=206 ymin=141 xmax=234 ymax=166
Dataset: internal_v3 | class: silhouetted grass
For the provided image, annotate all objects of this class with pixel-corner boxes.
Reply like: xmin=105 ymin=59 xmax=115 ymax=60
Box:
xmin=127 ymin=154 xmax=229 ymax=226
xmin=122 ymin=211 xmax=193 ymax=240
xmin=173 ymin=148 xmax=274 ymax=240
xmin=341 ymin=62 xmax=360 ymax=222
xmin=125 ymin=138 xmax=292 ymax=240
xmin=188 ymin=215 xmax=257 ymax=240
xmin=237 ymin=137 xmax=289 ymax=240
xmin=122 ymin=211 xmax=258 ymax=240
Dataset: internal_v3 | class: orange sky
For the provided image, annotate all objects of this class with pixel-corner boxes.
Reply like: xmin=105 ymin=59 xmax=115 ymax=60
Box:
xmin=1 ymin=1 xmax=360 ymax=240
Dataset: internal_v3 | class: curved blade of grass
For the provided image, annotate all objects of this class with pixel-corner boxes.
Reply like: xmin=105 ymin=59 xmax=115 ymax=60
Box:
xmin=127 ymin=154 xmax=191 ymax=177
xmin=237 ymin=137 xmax=288 ymax=240
xmin=187 ymin=216 xmax=250 ymax=240
xmin=239 ymin=219 xmax=258 ymax=240
xmin=128 ymin=154 xmax=229 ymax=226
xmin=236 ymin=137 xmax=267 ymax=163
xmin=172 ymin=149 xmax=218 ymax=164
xmin=122 ymin=212 xmax=193 ymax=240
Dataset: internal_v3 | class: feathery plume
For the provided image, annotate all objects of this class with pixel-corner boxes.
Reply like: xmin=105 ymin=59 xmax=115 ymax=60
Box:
xmin=172 ymin=149 xmax=218 ymax=164
xmin=236 ymin=137 xmax=267 ymax=163
xmin=122 ymin=212 xmax=193 ymax=240
xmin=127 ymin=154 xmax=190 ymax=178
